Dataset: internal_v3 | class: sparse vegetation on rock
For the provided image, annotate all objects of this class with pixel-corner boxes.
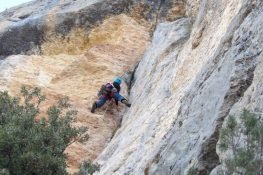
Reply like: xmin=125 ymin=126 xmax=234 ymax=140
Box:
xmin=219 ymin=110 xmax=263 ymax=175
xmin=77 ymin=161 xmax=100 ymax=175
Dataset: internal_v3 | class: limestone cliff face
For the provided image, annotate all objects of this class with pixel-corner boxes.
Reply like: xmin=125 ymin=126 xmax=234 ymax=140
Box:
xmin=96 ymin=0 xmax=263 ymax=174
xmin=0 ymin=0 xmax=262 ymax=174
xmin=0 ymin=16 xmax=149 ymax=173
xmin=0 ymin=0 xmax=151 ymax=173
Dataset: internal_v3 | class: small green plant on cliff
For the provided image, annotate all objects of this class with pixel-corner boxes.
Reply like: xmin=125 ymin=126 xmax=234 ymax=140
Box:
xmin=0 ymin=86 xmax=88 ymax=175
xmin=77 ymin=161 xmax=100 ymax=175
xmin=187 ymin=167 xmax=198 ymax=175
xmin=219 ymin=109 xmax=263 ymax=175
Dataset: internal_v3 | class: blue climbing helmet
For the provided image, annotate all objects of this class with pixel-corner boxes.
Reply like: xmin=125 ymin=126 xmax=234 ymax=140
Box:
xmin=113 ymin=77 xmax=122 ymax=85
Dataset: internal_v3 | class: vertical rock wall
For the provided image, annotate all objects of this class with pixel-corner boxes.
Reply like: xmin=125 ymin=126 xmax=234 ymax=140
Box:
xmin=0 ymin=0 xmax=183 ymax=173
xmin=0 ymin=13 xmax=150 ymax=173
xmin=1 ymin=0 xmax=262 ymax=174
xmin=97 ymin=0 xmax=263 ymax=174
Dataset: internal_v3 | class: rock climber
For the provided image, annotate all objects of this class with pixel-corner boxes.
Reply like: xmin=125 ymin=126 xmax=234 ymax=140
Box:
xmin=112 ymin=77 xmax=122 ymax=105
xmin=112 ymin=77 xmax=122 ymax=93
xmin=91 ymin=77 xmax=131 ymax=113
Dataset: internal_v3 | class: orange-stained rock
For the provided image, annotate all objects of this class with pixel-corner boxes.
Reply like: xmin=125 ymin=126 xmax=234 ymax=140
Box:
xmin=0 ymin=14 xmax=150 ymax=173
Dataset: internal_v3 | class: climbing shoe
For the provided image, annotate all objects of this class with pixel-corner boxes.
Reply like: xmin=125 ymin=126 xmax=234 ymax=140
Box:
xmin=91 ymin=102 xmax=97 ymax=113
xmin=121 ymin=99 xmax=131 ymax=107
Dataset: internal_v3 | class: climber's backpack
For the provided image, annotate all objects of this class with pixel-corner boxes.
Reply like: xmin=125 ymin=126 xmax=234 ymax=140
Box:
xmin=97 ymin=83 xmax=116 ymax=97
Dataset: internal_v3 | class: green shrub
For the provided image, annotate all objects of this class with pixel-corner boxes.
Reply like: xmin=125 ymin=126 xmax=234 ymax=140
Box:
xmin=219 ymin=109 xmax=263 ymax=175
xmin=187 ymin=167 xmax=197 ymax=175
xmin=0 ymin=86 xmax=88 ymax=175
xmin=77 ymin=161 xmax=100 ymax=175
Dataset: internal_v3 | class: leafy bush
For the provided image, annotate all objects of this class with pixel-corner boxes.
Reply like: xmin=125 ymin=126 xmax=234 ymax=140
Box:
xmin=219 ymin=109 xmax=263 ymax=175
xmin=77 ymin=161 xmax=100 ymax=175
xmin=0 ymin=86 xmax=88 ymax=175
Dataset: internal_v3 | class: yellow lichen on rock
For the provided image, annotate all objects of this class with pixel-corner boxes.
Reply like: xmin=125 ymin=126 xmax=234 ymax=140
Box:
xmin=41 ymin=28 xmax=90 ymax=55
xmin=41 ymin=14 xmax=150 ymax=56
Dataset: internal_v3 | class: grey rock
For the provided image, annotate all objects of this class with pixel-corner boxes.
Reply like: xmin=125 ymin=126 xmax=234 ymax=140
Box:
xmin=0 ymin=0 xmax=181 ymax=57
xmin=96 ymin=0 xmax=263 ymax=175
xmin=1 ymin=0 xmax=262 ymax=174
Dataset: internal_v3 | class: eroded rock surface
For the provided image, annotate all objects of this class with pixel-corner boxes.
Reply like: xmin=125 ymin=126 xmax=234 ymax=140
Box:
xmin=96 ymin=0 xmax=263 ymax=174
xmin=0 ymin=0 xmax=181 ymax=57
xmin=0 ymin=0 xmax=164 ymax=172
xmin=1 ymin=0 xmax=262 ymax=174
